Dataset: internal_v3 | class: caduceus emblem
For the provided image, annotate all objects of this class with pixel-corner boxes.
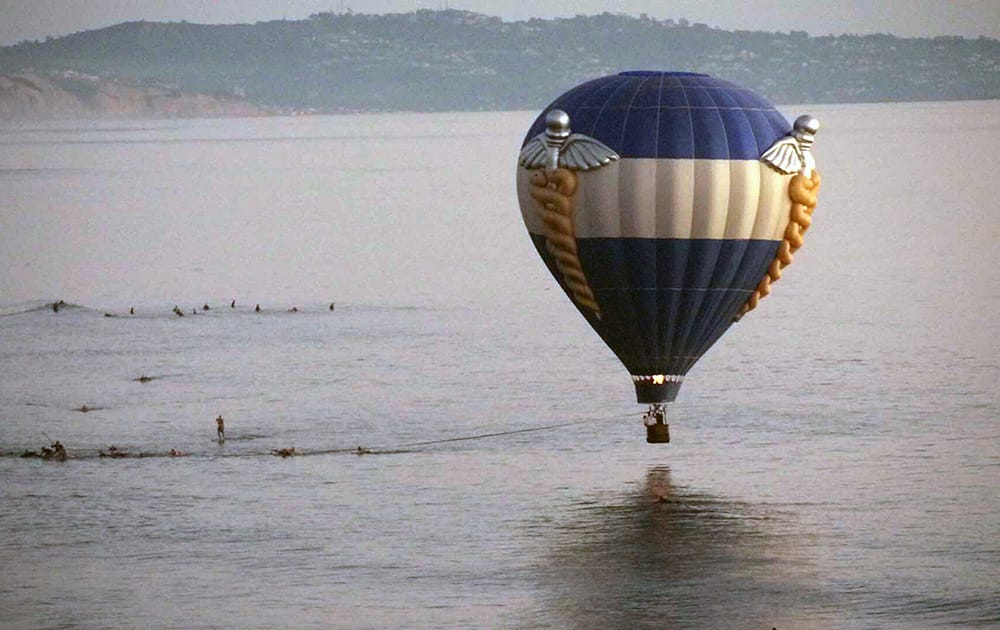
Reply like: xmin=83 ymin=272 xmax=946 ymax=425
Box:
xmin=739 ymin=114 xmax=823 ymax=319
xmin=760 ymin=114 xmax=820 ymax=177
xmin=518 ymin=110 xmax=619 ymax=318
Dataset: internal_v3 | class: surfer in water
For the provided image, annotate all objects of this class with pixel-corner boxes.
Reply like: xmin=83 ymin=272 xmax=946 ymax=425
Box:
xmin=216 ymin=415 xmax=225 ymax=441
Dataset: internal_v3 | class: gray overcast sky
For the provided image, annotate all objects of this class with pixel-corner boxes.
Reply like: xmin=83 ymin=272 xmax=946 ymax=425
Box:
xmin=1 ymin=0 xmax=998 ymax=46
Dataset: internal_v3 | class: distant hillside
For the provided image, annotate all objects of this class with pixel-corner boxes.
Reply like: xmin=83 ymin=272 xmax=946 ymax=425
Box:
xmin=1 ymin=9 xmax=998 ymax=118
xmin=0 ymin=72 xmax=266 ymax=119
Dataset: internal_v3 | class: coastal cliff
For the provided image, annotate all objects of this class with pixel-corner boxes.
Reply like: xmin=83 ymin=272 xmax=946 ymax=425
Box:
xmin=0 ymin=72 xmax=266 ymax=120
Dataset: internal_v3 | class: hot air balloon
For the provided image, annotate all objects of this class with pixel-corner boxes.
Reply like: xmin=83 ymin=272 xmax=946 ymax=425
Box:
xmin=515 ymin=71 xmax=822 ymax=442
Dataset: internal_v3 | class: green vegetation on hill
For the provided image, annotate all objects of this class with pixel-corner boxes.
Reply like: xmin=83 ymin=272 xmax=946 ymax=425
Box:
xmin=2 ymin=9 xmax=997 ymax=112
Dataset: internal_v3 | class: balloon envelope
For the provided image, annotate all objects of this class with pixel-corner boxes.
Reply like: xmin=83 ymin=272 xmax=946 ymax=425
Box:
xmin=516 ymin=71 xmax=795 ymax=403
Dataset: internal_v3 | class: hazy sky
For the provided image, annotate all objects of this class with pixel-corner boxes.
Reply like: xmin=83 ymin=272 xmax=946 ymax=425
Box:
xmin=1 ymin=0 xmax=998 ymax=46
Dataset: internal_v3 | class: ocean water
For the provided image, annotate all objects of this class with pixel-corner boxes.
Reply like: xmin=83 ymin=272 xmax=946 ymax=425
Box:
xmin=1 ymin=103 xmax=998 ymax=629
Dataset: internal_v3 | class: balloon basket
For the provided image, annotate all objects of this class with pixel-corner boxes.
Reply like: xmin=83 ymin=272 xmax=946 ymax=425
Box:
xmin=646 ymin=422 xmax=670 ymax=444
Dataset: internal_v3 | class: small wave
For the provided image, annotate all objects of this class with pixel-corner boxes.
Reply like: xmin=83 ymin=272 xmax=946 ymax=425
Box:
xmin=2 ymin=448 xmax=193 ymax=460
xmin=73 ymin=405 xmax=108 ymax=413
xmin=218 ymin=433 xmax=270 ymax=441
xmin=1 ymin=445 xmax=413 ymax=460
xmin=0 ymin=300 xmax=89 ymax=317
xmin=0 ymin=167 xmax=47 ymax=174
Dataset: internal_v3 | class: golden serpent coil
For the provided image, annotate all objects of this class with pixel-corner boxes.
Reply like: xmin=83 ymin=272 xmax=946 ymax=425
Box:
xmin=528 ymin=168 xmax=601 ymax=317
xmin=738 ymin=170 xmax=821 ymax=318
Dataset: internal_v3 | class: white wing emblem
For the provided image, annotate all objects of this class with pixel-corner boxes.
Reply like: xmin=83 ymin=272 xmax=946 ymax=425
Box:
xmin=518 ymin=109 xmax=619 ymax=173
xmin=517 ymin=136 xmax=547 ymax=169
xmin=760 ymin=116 xmax=820 ymax=176
xmin=560 ymin=134 xmax=620 ymax=170
xmin=519 ymin=133 xmax=620 ymax=171
xmin=760 ymin=136 xmax=804 ymax=175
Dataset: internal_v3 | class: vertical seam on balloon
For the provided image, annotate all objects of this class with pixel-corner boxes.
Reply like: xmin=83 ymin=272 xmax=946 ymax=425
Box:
xmin=616 ymin=76 xmax=649 ymax=368
xmin=711 ymin=119 xmax=767 ymax=342
xmin=731 ymin=108 xmax=793 ymax=323
xmin=653 ymin=74 xmax=664 ymax=162
xmin=617 ymin=74 xmax=648 ymax=154
xmin=678 ymin=76 xmax=694 ymax=160
xmin=688 ymin=95 xmax=754 ymax=361
xmin=736 ymin=161 xmax=774 ymax=320
xmin=562 ymin=77 xmax=612 ymax=133
xmin=653 ymin=73 xmax=664 ymax=368
xmin=658 ymin=75 xmax=679 ymax=366
xmin=578 ymin=75 xmax=631 ymax=361
xmin=668 ymin=75 xmax=695 ymax=375
xmin=713 ymin=108 xmax=762 ymax=334
xmin=671 ymin=85 xmax=711 ymax=367
xmin=677 ymin=86 xmax=727 ymax=372
xmin=587 ymin=75 xmax=631 ymax=142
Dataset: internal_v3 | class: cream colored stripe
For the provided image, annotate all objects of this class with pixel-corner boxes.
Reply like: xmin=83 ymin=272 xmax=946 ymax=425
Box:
xmin=617 ymin=160 xmax=657 ymax=236
xmin=690 ymin=160 xmax=730 ymax=238
xmin=573 ymin=161 xmax=620 ymax=237
xmin=724 ymin=158 xmax=760 ymax=239
xmin=751 ymin=162 xmax=793 ymax=240
xmin=656 ymin=158 xmax=694 ymax=239
xmin=517 ymin=159 xmax=792 ymax=240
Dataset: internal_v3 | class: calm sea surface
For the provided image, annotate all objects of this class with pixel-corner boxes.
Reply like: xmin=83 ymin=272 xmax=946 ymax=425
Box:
xmin=1 ymin=103 xmax=998 ymax=629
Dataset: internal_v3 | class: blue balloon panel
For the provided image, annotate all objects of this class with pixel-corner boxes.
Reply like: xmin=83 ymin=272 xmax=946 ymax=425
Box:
xmin=529 ymin=234 xmax=779 ymax=384
xmin=522 ymin=71 xmax=791 ymax=160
